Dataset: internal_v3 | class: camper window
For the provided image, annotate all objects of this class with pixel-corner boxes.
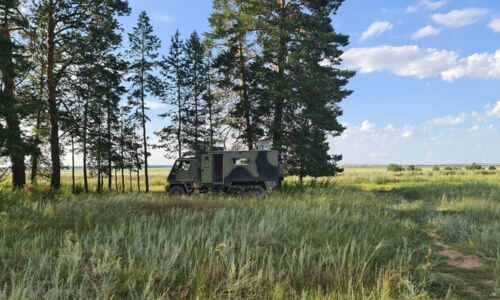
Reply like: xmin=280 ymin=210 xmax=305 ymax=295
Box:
xmin=233 ymin=158 xmax=250 ymax=166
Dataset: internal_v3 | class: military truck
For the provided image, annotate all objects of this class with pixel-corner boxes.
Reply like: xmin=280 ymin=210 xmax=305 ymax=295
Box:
xmin=166 ymin=149 xmax=284 ymax=196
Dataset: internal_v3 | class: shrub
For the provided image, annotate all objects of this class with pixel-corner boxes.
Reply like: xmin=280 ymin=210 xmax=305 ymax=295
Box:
xmin=489 ymin=166 xmax=497 ymax=171
xmin=432 ymin=166 xmax=440 ymax=172
xmin=465 ymin=163 xmax=483 ymax=171
xmin=444 ymin=167 xmax=453 ymax=171
xmin=387 ymin=164 xmax=404 ymax=172
xmin=407 ymin=165 xmax=422 ymax=172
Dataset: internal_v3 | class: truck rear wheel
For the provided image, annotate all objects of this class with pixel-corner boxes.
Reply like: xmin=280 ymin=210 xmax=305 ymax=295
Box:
xmin=245 ymin=185 xmax=266 ymax=197
xmin=168 ymin=186 xmax=186 ymax=197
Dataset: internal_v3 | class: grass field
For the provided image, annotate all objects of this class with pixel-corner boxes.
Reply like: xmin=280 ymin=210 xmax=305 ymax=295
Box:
xmin=0 ymin=167 xmax=499 ymax=299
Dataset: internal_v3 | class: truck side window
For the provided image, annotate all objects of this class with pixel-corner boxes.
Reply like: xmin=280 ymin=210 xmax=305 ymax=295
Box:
xmin=179 ymin=161 xmax=191 ymax=171
xmin=233 ymin=158 xmax=250 ymax=166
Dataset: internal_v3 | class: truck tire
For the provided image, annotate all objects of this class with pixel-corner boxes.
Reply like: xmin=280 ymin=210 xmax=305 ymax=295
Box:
xmin=245 ymin=185 xmax=266 ymax=197
xmin=168 ymin=186 xmax=186 ymax=197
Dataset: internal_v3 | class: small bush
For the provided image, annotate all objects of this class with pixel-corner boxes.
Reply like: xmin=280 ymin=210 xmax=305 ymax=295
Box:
xmin=465 ymin=163 xmax=483 ymax=171
xmin=488 ymin=166 xmax=497 ymax=171
xmin=444 ymin=167 xmax=453 ymax=171
xmin=387 ymin=164 xmax=404 ymax=172
xmin=407 ymin=165 xmax=423 ymax=172
xmin=432 ymin=166 xmax=440 ymax=171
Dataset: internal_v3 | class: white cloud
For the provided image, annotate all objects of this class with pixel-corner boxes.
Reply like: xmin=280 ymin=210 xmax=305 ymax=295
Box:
xmin=486 ymin=102 xmax=500 ymax=117
xmin=442 ymin=50 xmax=500 ymax=81
xmin=360 ymin=21 xmax=393 ymax=41
xmin=489 ymin=19 xmax=500 ymax=33
xmin=429 ymin=114 xmax=467 ymax=126
xmin=342 ymin=46 xmax=500 ymax=81
xmin=360 ymin=120 xmax=376 ymax=132
xmin=431 ymin=8 xmax=490 ymax=28
xmin=385 ymin=124 xmax=396 ymax=132
xmin=342 ymin=45 xmax=458 ymax=79
xmin=402 ymin=129 xmax=414 ymax=139
xmin=145 ymin=100 xmax=167 ymax=110
xmin=411 ymin=25 xmax=441 ymax=39
xmin=151 ymin=12 xmax=173 ymax=23
xmin=406 ymin=0 xmax=448 ymax=13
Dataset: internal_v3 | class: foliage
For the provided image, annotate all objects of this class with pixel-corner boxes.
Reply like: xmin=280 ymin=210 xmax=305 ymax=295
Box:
xmin=489 ymin=166 xmax=497 ymax=171
xmin=466 ymin=163 xmax=483 ymax=171
xmin=432 ymin=166 xmax=440 ymax=171
xmin=387 ymin=163 xmax=405 ymax=172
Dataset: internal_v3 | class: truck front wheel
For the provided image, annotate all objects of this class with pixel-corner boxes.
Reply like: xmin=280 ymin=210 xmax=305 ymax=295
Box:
xmin=168 ymin=186 xmax=186 ymax=197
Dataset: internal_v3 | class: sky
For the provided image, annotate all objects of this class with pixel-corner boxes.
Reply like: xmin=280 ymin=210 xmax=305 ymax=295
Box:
xmin=77 ymin=0 xmax=500 ymax=166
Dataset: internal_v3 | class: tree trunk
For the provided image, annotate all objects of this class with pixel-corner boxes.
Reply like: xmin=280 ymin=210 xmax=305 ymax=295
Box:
xmin=107 ymin=103 xmax=112 ymax=192
xmin=31 ymin=66 xmax=45 ymax=184
xmin=82 ymin=97 xmax=89 ymax=193
xmin=177 ymin=72 xmax=182 ymax=158
xmin=47 ymin=0 xmax=61 ymax=190
xmin=237 ymin=36 xmax=252 ymax=150
xmin=129 ymin=168 xmax=132 ymax=192
xmin=271 ymin=0 xmax=287 ymax=151
xmin=71 ymin=134 xmax=75 ymax=192
xmin=140 ymin=64 xmax=149 ymax=192
xmin=1 ymin=8 xmax=26 ymax=189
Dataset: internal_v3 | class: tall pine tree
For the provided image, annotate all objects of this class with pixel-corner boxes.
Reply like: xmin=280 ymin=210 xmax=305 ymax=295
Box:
xmin=127 ymin=11 xmax=161 ymax=193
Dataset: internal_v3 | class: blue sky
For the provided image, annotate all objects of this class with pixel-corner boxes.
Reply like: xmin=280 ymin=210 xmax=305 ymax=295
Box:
xmin=111 ymin=0 xmax=500 ymax=166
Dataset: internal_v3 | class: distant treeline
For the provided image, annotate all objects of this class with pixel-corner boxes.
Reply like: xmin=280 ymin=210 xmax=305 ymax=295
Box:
xmin=0 ymin=0 xmax=353 ymax=192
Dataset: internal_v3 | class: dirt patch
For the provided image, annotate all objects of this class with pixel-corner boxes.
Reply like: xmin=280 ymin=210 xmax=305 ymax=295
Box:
xmin=438 ymin=250 xmax=482 ymax=270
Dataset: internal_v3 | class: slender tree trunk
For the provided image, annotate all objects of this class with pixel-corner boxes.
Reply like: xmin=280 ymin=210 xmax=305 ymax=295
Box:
xmin=207 ymin=61 xmax=214 ymax=150
xmin=82 ymin=97 xmax=89 ymax=193
xmin=107 ymin=103 xmax=112 ymax=192
xmin=31 ymin=65 xmax=45 ymax=184
xmin=271 ymin=0 xmax=287 ymax=152
xmin=237 ymin=36 xmax=252 ymax=150
xmin=140 ymin=64 xmax=149 ymax=192
xmin=71 ymin=134 xmax=75 ymax=192
xmin=47 ymin=0 xmax=61 ymax=189
xmin=114 ymin=168 xmax=118 ymax=191
xmin=129 ymin=168 xmax=132 ymax=192
xmin=1 ymin=10 xmax=26 ymax=189
xmin=177 ymin=72 xmax=182 ymax=158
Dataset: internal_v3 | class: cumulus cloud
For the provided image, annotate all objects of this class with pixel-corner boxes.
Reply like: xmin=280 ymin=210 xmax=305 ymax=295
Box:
xmin=342 ymin=45 xmax=500 ymax=81
xmin=486 ymin=102 xmax=500 ymax=117
xmin=145 ymin=100 xmax=167 ymax=110
xmin=411 ymin=25 xmax=441 ymax=39
xmin=360 ymin=120 xmax=376 ymax=132
xmin=360 ymin=21 xmax=393 ymax=41
xmin=402 ymin=128 xmax=414 ymax=139
xmin=406 ymin=0 xmax=448 ymax=13
xmin=342 ymin=45 xmax=458 ymax=79
xmin=489 ymin=19 xmax=500 ymax=33
xmin=431 ymin=8 xmax=490 ymax=28
xmin=442 ymin=50 xmax=500 ymax=81
xmin=428 ymin=114 xmax=467 ymax=126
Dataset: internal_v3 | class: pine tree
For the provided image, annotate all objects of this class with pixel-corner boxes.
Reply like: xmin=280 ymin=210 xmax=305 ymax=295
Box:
xmin=127 ymin=11 xmax=161 ymax=193
xmin=157 ymin=30 xmax=187 ymax=158
xmin=0 ymin=0 xmax=29 ymax=189
xmin=208 ymin=0 xmax=265 ymax=150
xmin=183 ymin=31 xmax=210 ymax=155
xmin=31 ymin=0 xmax=129 ymax=190
xmin=260 ymin=0 xmax=354 ymax=179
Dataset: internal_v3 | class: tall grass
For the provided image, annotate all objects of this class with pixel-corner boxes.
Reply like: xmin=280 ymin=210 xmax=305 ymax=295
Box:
xmin=0 ymin=168 xmax=499 ymax=298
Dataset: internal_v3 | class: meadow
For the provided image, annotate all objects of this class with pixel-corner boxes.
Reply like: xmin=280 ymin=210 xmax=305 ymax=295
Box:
xmin=0 ymin=167 xmax=499 ymax=299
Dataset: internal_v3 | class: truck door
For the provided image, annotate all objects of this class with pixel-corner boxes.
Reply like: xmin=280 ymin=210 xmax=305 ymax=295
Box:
xmin=174 ymin=160 xmax=193 ymax=182
xmin=214 ymin=154 xmax=223 ymax=183
xmin=201 ymin=154 xmax=212 ymax=184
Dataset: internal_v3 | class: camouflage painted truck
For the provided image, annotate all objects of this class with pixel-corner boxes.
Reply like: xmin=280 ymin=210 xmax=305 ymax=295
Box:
xmin=166 ymin=149 xmax=284 ymax=196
